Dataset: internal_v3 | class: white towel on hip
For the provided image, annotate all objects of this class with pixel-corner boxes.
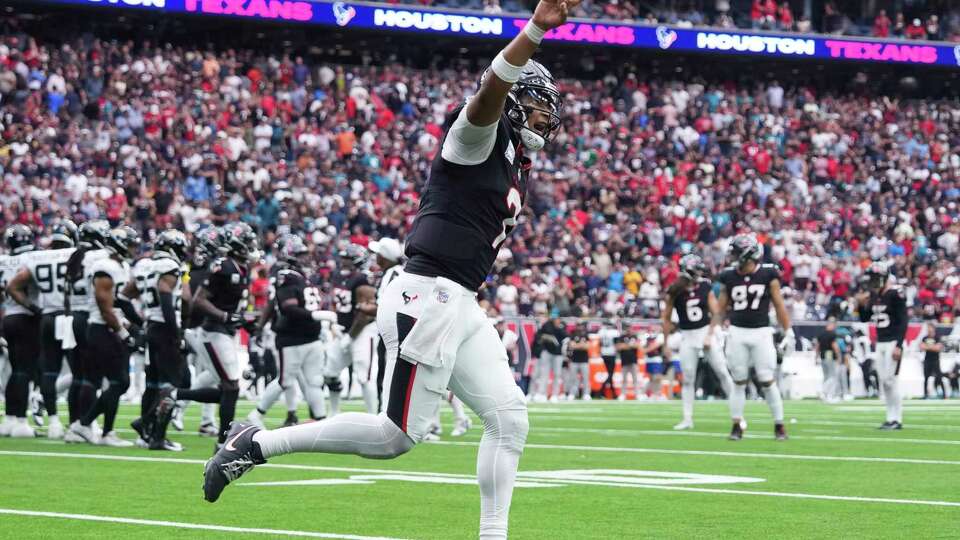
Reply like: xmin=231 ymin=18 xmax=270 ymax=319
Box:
xmin=399 ymin=277 xmax=464 ymax=368
xmin=55 ymin=314 xmax=76 ymax=350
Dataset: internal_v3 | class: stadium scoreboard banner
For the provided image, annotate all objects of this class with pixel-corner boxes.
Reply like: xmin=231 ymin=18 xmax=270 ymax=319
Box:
xmin=39 ymin=0 xmax=960 ymax=68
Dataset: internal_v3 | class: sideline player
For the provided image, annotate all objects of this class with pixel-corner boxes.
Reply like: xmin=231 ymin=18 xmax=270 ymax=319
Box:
xmin=715 ymin=235 xmax=793 ymax=441
xmin=6 ymin=221 xmax=78 ymax=438
xmin=203 ymin=2 xmax=574 ymax=537
xmin=663 ymin=254 xmax=734 ymax=430
xmin=856 ymin=261 xmax=907 ymax=429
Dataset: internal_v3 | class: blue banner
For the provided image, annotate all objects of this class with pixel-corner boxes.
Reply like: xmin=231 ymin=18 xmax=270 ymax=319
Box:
xmin=36 ymin=0 xmax=960 ymax=68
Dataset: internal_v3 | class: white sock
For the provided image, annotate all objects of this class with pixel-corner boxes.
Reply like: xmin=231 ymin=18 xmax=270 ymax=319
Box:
xmin=328 ymin=391 xmax=341 ymax=417
xmin=730 ymin=384 xmax=746 ymax=420
xmin=302 ymin=383 xmax=327 ymax=419
xmin=49 ymin=414 xmax=60 ymax=425
xmin=764 ymin=382 xmax=784 ymax=423
xmin=885 ymin=380 xmax=901 ymax=422
xmin=681 ymin=382 xmax=694 ymax=422
xmin=201 ymin=403 xmax=216 ymax=425
xmin=449 ymin=395 xmax=467 ymax=423
xmin=361 ymin=383 xmax=378 ymax=415
xmin=56 ymin=374 xmax=72 ymax=394
xmin=252 ymin=412 xmax=412 ymax=459
xmin=282 ymin=384 xmax=298 ymax=413
xmin=477 ymin=407 xmax=529 ymax=540
xmin=257 ymin=379 xmax=284 ymax=413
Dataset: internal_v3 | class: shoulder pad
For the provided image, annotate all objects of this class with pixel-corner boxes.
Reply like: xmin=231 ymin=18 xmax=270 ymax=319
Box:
xmin=152 ymin=257 xmax=181 ymax=274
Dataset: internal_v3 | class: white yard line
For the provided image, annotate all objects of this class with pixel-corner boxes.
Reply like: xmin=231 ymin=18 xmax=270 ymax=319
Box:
xmin=0 ymin=508 xmax=406 ymax=539
xmin=428 ymin=441 xmax=960 ymax=465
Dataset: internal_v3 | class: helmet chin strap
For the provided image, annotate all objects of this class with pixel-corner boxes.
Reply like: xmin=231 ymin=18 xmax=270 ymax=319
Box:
xmin=520 ymin=127 xmax=545 ymax=151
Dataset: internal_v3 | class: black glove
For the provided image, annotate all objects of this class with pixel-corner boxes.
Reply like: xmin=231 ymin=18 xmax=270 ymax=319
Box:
xmin=27 ymin=304 xmax=42 ymax=317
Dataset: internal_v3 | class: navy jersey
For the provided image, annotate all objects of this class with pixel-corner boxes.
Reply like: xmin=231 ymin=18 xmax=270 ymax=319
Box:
xmin=274 ymin=269 xmax=323 ymax=348
xmin=674 ymin=279 xmax=712 ymax=331
xmin=404 ymin=105 xmax=529 ymax=291
xmin=570 ymin=334 xmax=590 ymax=363
xmin=618 ymin=335 xmax=640 ymax=364
xmin=202 ymin=256 xmax=249 ymax=333
xmin=185 ymin=264 xmax=209 ymax=330
xmin=333 ymin=271 xmax=369 ymax=330
xmin=860 ymin=286 xmax=908 ymax=343
xmin=718 ymin=263 xmax=781 ymax=328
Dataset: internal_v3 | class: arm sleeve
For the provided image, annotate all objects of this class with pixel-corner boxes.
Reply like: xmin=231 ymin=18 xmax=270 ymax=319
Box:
xmin=159 ymin=291 xmax=179 ymax=334
xmin=440 ymin=105 xmax=499 ymax=166
xmin=115 ymin=296 xmax=144 ymax=328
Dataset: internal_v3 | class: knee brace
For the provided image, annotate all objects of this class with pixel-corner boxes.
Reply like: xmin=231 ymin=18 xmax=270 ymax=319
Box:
xmin=325 ymin=376 xmax=343 ymax=393
xmin=480 ymin=406 xmax=529 ymax=454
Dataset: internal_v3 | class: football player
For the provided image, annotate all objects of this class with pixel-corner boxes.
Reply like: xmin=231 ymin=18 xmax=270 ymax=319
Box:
xmin=532 ymin=316 xmax=567 ymax=403
xmin=153 ymin=222 xmax=259 ymax=448
xmin=856 ymin=261 xmax=908 ymax=429
xmin=248 ymin=237 xmax=334 ymax=428
xmin=203 ymin=3 xmax=573 ymax=537
xmin=327 ymin=242 xmax=374 ymax=416
xmin=663 ymin=254 xmax=734 ymax=430
xmin=66 ymin=227 xmax=142 ymax=447
xmin=61 ymin=221 xmax=112 ymax=443
xmin=130 ymin=230 xmax=189 ymax=450
xmin=369 ymin=237 xmax=403 ymax=411
xmin=616 ymin=331 xmax=641 ymax=401
xmin=181 ymin=227 xmax=224 ymax=437
xmin=6 ymin=220 xmax=78 ymax=439
xmin=0 ymin=224 xmax=41 ymax=438
xmin=566 ymin=323 xmax=591 ymax=400
xmin=715 ymin=234 xmax=793 ymax=441
xmin=248 ymin=234 xmax=304 ymax=428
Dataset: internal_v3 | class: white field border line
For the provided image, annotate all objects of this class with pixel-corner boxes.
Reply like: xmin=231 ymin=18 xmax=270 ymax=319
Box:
xmin=427 ymin=441 xmax=960 ymax=465
xmin=0 ymin=508 xmax=406 ymax=540
xmin=530 ymin=426 xmax=960 ymax=446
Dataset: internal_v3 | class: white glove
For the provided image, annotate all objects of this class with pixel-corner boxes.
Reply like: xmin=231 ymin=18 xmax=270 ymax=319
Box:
xmin=311 ymin=310 xmax=338 ymax=323
xmin=779 ymin=328 xmax=795 ymax=354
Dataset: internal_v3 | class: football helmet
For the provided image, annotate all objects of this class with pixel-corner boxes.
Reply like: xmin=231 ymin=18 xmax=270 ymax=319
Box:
xmin=78 ymin=220 xmax=111 ymax=249
xmin=483 ymin=59 xmax=562 ymax=151
xmin=865 ymin=261 xmax=890 ymax=291
xmin=154 ymin=230 xmax=189 ymax=264
xmin=222 ymin=222 xmax=261 ymax=264
xmin=50 ymin=219 xmax=79 ymax=248
xmin=678 ymin=253 xmax=708 ymax=284
xmin=4 ymin=224 xmax=34 ymax=255
xmin=279 ymin=236 xmax=310 ymax=269
xmin=105 ymin=226 xmax=140 ymax=260
xmin=728 ymin=234 xmax=763 ymax=267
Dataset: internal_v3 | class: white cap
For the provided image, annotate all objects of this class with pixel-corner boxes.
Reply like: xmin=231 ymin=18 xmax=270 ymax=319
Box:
xmin=368 ymin=237 xmax=403 ymax=262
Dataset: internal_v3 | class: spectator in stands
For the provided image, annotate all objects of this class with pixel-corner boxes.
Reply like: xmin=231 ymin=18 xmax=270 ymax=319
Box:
xmin=906 ymin=18 xmax=927 ymax=39
xmin=873 ymin=9 xmax=891 ymax=37
xmin=893 ymin=12 xmax=907 ymax=36
xmin=777 ymin=2 xmax=793 ymax=31
xmin=926 ymin=15 xmax=941 ymax=41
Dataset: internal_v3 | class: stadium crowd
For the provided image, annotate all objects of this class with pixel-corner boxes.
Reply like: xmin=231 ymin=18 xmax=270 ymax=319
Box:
xmin=1 ymin=16 xmax=960 ymax=325
xmin=384 ymin=0 xmax=960 ymax=42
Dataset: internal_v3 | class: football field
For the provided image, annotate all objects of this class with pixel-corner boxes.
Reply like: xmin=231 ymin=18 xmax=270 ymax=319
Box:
xmin=1 ymin=399 xmax=959 ymax=539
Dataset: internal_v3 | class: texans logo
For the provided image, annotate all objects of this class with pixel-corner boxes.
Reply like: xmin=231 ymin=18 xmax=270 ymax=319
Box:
xmin=656 ymin=26 xmax=677 ymax=50
xmin=333 ymin=2 xmax=356 ymax=27
xmin=402 ymin=291 xmax=418 ymax=305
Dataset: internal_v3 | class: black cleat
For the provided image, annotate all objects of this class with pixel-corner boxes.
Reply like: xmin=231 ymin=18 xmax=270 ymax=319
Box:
xmin=282 ymin=412 xmax=299 ymax=428
xmin=203 ymin=422 xmax=265 ymax=503
xmin=889 ymin=421 xmax=903 ymax=430
xmin=774 ymin=423 xmax=788 ymax=441
xmin=878 ymin=421 xmax=894 ymax=430
xmin=149 ymin=389 xmax=177 ymax=450
xmin=729 ymin=421 xmax=744 ymax=441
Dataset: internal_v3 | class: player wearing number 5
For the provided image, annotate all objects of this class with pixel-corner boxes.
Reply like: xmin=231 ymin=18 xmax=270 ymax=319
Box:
xmin=715 ymin=234 xmax=792 ymax=441
xmin=856 ymin=261 xmax=907 ymax=430
xmin=663 ymin=254 xmax=733 ymax=431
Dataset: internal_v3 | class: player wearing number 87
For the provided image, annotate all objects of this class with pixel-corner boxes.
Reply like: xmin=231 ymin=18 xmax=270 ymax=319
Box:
xmin=203 ymin=2 xmax=575 ymax=538
xmin=856 ymin=261 xmax=907 ymax=430
xmin=715 ymin=234 xmax=792 ymax=441
xmin=662 ymin=254 xmax=734 ymax=430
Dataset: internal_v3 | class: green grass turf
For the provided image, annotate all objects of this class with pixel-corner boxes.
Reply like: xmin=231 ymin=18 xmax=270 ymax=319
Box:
xmin=2 ymin=398 xmax=959 ymax=539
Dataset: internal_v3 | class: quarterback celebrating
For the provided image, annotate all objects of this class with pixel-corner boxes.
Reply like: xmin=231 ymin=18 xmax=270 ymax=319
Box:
xmin=203 ymin=1 xmax=573 ymax=537
xmin=715 ymin=235 xmax=793 ymax=441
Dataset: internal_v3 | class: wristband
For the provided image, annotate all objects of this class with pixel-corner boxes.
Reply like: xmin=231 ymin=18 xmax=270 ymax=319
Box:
xmin=117 ymin=328 xmax=130 ymax=341
xmin=523 ymin=20 xmax=547 ymax=44
xmin=490 ymin=51 xmax=523 ymax=84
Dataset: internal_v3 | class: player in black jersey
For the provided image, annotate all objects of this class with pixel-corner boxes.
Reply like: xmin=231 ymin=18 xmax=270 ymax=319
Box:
xmin=715 ymin=235 xmax=793 ymax=441
xmin=566 ymin=324 xmax=591 ymax=400
xmin=328 ymin=243 xmax=376 ymax=415
xmin=616 ymin=333 xmax=641 ymax=401
xmin=856 ymin=261 xmax=908 ymax=429
xmin=181 ymin=227 xmax=223 ymax=437
xmin=153 ymin=222 xmax=259 ymax=449
xmin=204 ymin=3 xmax=573 ymax=536
xmin=663 ymin=254 xmax=734 ymax=430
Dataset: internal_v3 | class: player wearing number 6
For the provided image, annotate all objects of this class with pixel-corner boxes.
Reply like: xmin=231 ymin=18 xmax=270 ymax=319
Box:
xmin=663 ymin=254 xmax=733 ymax=430
xmin=202 ymin=1 xmax=573 ymax=537
xmin=856 ymin=261 xmax=907 ymax=430
xmin=715 ymin=234 xmax=792 ymax=441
